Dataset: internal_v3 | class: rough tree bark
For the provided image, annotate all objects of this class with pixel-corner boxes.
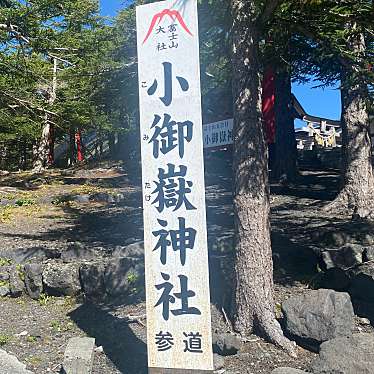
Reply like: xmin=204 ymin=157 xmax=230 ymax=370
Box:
xmin=33 ymin=120 xmax=52 ymax=172
xmin=68 ymin=127 xmax=76 ymax=167
xmin=273 ymin=70 xmax=298 ymax=182
xmin=231 ymin=0 xmax=296 ymax=356
xmin=108 ymin=133 xmax=116 ymax=159
xmin=327 ymin=29 xmax=374 ymax=218
xmin=33 ymin=58 xmax=57 ymax=172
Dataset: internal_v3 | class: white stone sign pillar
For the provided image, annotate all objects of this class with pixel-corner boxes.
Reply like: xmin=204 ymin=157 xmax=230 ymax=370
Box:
xmin=136 ymin=1 xmax=213 ymax=372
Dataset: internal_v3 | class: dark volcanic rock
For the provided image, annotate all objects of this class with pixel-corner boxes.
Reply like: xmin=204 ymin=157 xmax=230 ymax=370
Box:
xmin=8 ymin=265 xmax=24 ymax=297
xmin=349 ymin=263 xmax=374 ymax=303
xmin=73 ymin=195 xmax=90 ymax=204
xmin=321 ymin=244 xmax=364 ymax=270
xmin=0 ymin=247 xmax=60 ymax=264
xmin=360 ymin=233 xmax=374 ymax=246
xmin=113 ymin=193 xmax=125 ymax=203
xmin=37 ymin=196 xmax=54 ymax=205
xmin=24 ymin=263 xmax=43 ymax=300
xmin=104 ymin=257 xmax=144 ymax=297
xmin=213 ymin=333 xmax=242 ymax=356
xmin=61 ymin=169 xmax=75 ymax=176
xmin=61 ymin=242 xmax=98 ymax=262
xmin=0 ymin=285 xmax=9 ymax=297
xmin=79 ymin=261 xmax=106 ymax=298
xmin=310 ymin=333 xmax=374 ymax=374
xmin=42 ymin=262 xmax=81 ymax=296
xmin=91 ymin=192 xmax=115 ymax=204
xmin=80 ymin=257 xmax=144 ymax=299
xmin=112 ymin=242 xmax=144 ymax=259
xmin=321 ymin=232 xmax=350 ymax=247
xmin=316 ymin=268 xmax=351 ymax=292
xmin=363 ymin=246 xmax=374 ymax=262
xmin=0 ymin=267 xmax=9 ymax=282
xmin=282 ymin=289 xmax=354 ymax=345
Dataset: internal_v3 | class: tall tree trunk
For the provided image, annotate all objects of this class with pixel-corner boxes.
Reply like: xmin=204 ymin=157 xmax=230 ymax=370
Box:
xmin=328 ymin=30 xmax=374 ymax=218
xmin=108 ymin=132 xmax=116 ymax=159
xmin=33 ymin=57 xmax=57 ymax=172
xmin=48 ymin=125 xmax=55 ymax=165
xmin=68 ymin=127 xmax=76 ymax=167
xmin=231 ymin=0 xmax=296 ymax=356
xmin=335 ymin=71 xmax=374 ymax=217
xmin=33 ymin=120 xmax=51 ymax=172
xmin=117 ymin=131 xmax=127 ymax=161
xmin=273 ymin=70 xmax=298 ymax=182
xmin=22 ymin=139 xmax=28 ymax=170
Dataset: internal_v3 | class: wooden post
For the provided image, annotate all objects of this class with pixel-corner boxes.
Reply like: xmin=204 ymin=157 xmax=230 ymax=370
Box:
xmin=137 ymin=1 xmax=214 ymax=372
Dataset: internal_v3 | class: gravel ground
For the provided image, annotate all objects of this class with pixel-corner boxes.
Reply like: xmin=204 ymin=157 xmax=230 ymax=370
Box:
xmin=0 ymin=158 xmax=371 ymax=373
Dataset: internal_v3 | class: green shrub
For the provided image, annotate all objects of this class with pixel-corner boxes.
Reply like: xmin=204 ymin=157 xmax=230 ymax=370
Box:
xmin=0 ymin=334 xmax=11 ymax=346
xmin=15 ymin=198 xmax=36 ymax=207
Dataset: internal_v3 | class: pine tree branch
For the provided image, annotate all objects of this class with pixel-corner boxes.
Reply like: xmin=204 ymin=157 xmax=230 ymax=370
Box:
xmin=47 ymin=54 xmax=75 ymax=67
xmin=0 ymin=23 xmax=30 ymax=44
xmin=295 ymin=24 xmax=351 ymax=69
xmin=2 ymin=91 xmax=57 ymax=116
xmin=257 ymin=0 xmax=283 ymax=27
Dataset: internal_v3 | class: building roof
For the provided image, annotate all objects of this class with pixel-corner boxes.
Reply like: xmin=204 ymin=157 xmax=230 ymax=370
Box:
xmin=291 ymin=94 xmax=341 ymax=127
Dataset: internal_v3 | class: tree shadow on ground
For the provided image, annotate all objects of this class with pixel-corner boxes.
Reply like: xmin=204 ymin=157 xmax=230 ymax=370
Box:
xmin=205 ymin=153 xmax=327 ymax=296
xmin=1 ymin=154 xmax=350 ymax=311
xmin=271 ymin=232 xmax=319 ymax=286
xmin=55 ymin=203 xmax=144 ymax=248
xmin=0 ymin=245 xmax=60 ymax=263
xmin=271 ymin=170 xmax=340 ymax=201
xmin=69 ymin=303 xmax=147 ymax=374
xmin=352 ymin=300 xmax=374 ymax=325
xmin=0 ymin=202 xmax=144 ymax=252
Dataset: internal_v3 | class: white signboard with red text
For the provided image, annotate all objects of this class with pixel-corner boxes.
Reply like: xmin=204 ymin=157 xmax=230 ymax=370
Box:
xmin=136 ymin=1 xmax=213 ymax=372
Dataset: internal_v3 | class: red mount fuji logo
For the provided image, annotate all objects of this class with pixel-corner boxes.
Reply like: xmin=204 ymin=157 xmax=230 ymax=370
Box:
xmin=142 ymin=8 xmax=193 ymax=44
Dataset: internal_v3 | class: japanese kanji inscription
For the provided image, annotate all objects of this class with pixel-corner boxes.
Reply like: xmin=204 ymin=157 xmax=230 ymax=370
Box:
xmin=136 ymin=1 xmax=213 ymax=372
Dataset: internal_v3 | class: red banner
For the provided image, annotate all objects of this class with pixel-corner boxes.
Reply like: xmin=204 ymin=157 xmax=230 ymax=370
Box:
xmin=262 ymin=68 xmax=276 ymax=144
xmin=75 ymin=131 xmax=84 ymax=162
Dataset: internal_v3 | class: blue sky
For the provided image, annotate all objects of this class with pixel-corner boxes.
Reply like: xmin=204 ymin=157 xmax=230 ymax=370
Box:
xmin=100 ymin=0 xmax=128 ymax=16
xmin=293 ymin=81 xmax=341 ymax=122
xmin=100 ymin=1 xmax=341 ymax=124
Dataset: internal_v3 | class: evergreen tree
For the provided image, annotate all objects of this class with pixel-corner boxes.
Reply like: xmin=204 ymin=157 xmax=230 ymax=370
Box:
xmin=284 ymin=0 xmax=374 ymax=217
xmin=230 ymin=0 xmax=296 ymax=355
xmin=0 ymin=0 xmax=120 ymax=170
